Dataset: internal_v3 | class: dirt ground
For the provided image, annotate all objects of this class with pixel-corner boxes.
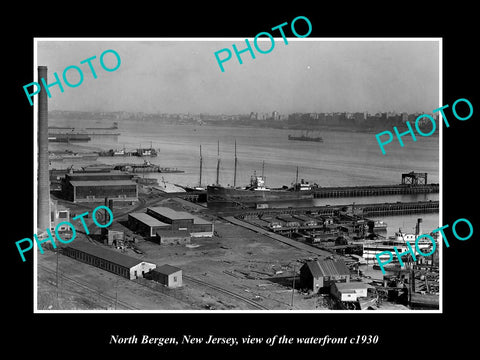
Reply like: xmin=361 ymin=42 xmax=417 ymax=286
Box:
xmin=37 ymin=195 xmax=403 ymax=312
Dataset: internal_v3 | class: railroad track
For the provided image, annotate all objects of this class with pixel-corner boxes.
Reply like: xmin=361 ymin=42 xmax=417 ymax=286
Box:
xmin=38 ymin=264 xmax=139 ymax=310
xmin=183 ymin=275 xmax=269 ymax=310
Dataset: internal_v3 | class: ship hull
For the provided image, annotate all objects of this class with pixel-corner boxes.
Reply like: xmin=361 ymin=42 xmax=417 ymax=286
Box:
xmin=207 ymin=185 xmax=314 ymax=204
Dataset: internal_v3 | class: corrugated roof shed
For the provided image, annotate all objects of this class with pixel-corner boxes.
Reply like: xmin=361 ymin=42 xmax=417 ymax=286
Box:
xmin=148 ymin=207 xmax=193 ymax=220
xmin=305 ymin=259 xmax=350 ymax=278
xmin=129 ymin=212 xmax=170 ymax=227
xmin=66 ymin=241 xmax=147 ymax=268
xmin=69 ymin=180 xmax=136 ymax=187
xmin=67 ymin=171 xmax=127 ymax=178
xmin=154 ymin=264 xmax=182 ymax=275
xmin=190 ymin=215 xmax=212 ymax=225
xmin=334 ymin=282 xmax=372 ymax=291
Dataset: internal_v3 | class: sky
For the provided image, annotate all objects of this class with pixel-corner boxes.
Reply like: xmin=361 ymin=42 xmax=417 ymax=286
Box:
xmin=36 ymin=39 xmax=440 ymax=115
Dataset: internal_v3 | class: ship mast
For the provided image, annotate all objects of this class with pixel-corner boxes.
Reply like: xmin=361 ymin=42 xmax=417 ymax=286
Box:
xmin=216 ymin=140 xmax=220 ymax=185
xmin=233 ymin=139 xmax=238 ymax=188
xmin=295 ymin=166 xmax=299 ymax=185
xmin=233 ymin=139 xmax=238 ymax=187
xmin=262 ymin=160 xmax=265 ymax=178
xmin=199 ymin=145 xmax=203 ymax=187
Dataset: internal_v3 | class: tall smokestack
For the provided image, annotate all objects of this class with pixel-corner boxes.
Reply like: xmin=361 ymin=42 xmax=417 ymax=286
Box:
xmin=415 ymin=218 xmax=423 ymax=236
xmin=37 ymin=66 xmax=50 ymax=231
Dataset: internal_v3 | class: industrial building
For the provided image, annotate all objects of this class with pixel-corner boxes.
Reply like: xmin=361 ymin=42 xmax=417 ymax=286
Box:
xmin=128 ymin=212 xmax=171 ymax=237
xmin=63 ymin=241 xmax=156 ymax=280
xmin=50 ymin=199 xmax=70 ymax=232
xmin=128 ymin=207 xmax=214 ymax=240
xmin=300 ymin=259 xmax=350 ymax=291
xmin=62 ymin=172 xmax=138 ymax=203
xmin=155 ymin=229 xmax=191 ymax=245
xmin=330 ymin=282 xmax=372 ymax=302
xmin=146 ymin=207 xmax=213 ymax=237
xmin=149 ymin=264 xmax=183 ymax=288
xmin=102 ymin=222 xmax=126 ymax=246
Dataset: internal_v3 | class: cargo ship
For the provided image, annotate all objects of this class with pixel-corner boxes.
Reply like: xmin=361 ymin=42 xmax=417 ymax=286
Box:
xmin=98 ymin=143 xmax=158 ymax=157
xmin=207 ymin=172 xmax=315 ymax=204
xmin=113 ymin=160 xmax=183 ymax=173
xmin=288 ymin=131 xmax=323 ymax=143
xmin=206 ymin=142 xmax=315 ymax=205
xmin=48 ymin=134 xmax=91 ymax=143
xmin=49 ymin=151 xmax=99 ymax=162
xmin=48 ymin=122 xmax=120 ymax=143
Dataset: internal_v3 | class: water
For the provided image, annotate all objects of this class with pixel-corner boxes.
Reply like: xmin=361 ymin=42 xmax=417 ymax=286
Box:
xmin=51 ymin=117 xmax=440 ymax=235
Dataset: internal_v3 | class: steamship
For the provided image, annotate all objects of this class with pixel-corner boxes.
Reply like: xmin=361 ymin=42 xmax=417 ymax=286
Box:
xmin=288 ymin=130 xmax=323 ymax=143
xmin=205 ymin=141 xmax=315 ymax=205
xmin=362 ymin=228 xmax=435 ymax=262
xmin=207 ymin=172 xmax=315 ymax=205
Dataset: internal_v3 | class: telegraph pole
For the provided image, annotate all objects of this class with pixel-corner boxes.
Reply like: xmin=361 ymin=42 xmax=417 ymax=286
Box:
xmin=199 ymin=145 xmax=203 ymax=187
xmin=56 ymin=247 xmax=59 ymax=307
xmin=216 ymin=140 xmax=220 ymax=185
xmin=291 ymin=265 xmax=296 ymax=309
xmin=233 ymin=140 xmax=237 ymax=187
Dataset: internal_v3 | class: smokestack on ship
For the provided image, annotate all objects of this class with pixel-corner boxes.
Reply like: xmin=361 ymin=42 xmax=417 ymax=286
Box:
xmin=37 ymin=66 xmax=50 ymax=231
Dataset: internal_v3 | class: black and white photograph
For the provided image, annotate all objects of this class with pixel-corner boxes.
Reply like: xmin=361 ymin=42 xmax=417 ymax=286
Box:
xmin=33 ymin=38 xmax=441 ymax=313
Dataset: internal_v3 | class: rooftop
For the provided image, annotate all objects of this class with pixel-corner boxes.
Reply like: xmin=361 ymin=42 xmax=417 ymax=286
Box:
xmin=69 ymin=180 xmax=137 ymax=187
xmin=66 ymin=171 xmax=127 ymax=177
xmin=66 ymin=241 xmax=153 ymax=269
xmin=154 ymin=264 xmax=182 ymax=275
xmin=304 ymin=259 xmax=350 ymax=278
xmin=147 ymin=207 xmax=194 ymax=221
xmin=129 ymin=213 xmax=170 ymax=227
xmin=333 ymin=282 xmax=372 ymax=292
xmin=190 ymin=215 xmax=213 ymax=225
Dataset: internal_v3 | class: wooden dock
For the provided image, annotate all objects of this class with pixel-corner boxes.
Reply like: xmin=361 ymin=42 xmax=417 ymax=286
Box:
xmin=312 ymin=184 xmax=438 ymax=198
xmin=228 ymin=200 xmax=439 ymax=218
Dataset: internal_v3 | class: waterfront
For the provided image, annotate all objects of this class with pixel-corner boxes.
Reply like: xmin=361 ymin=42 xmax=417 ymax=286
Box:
xmin=50 ymin=118 xmax=440 ymax=236
xmin=45 ymin=118 xmax=440 ymax=310
xmin=50 ymin=118 xmax=439 ymax=187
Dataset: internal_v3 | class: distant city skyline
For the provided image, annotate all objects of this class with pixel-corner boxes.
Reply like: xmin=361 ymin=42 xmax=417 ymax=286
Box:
xmin=37 ymin=39 xmax=440 ymax=115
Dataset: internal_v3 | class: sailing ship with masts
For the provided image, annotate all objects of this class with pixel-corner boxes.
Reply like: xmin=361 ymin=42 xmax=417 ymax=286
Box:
xmin=205 ymin=140 xmax=316 ymax=205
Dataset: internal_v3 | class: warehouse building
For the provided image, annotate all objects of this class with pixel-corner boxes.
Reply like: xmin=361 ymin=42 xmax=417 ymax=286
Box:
xmin=155 ymin=229 xmax=191 ymax=245
xmin=330 ymin=282 xmax=372 ymax=302
xmin=128 ymin=212 xmax=171 ymax=237
xmin=62 ymin=172 xmax=138 ymax=203
xmin=63 ymin=241 xmax=156 ymax=280
xmin=300 ymin=259 xmax=350 ymax=292
xmin=149 ymin=264 xmax=183 ymax=288
xmin=130 ymin=207 xmax=214 ymax=238
xmin=146 ymin=207 xmax=194 ymax=228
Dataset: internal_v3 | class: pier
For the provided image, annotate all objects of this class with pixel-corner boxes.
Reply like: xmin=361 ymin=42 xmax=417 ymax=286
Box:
xmin=228 ymin=200 xmax=439 ymax=219
xmin=312 ymin=184 xmax=438 ymax=198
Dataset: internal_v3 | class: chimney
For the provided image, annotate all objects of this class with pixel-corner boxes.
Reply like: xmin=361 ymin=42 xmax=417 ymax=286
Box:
xmin=415 ymin=218 xmax=423 ymax=236
xmin=37 ymin=66 xmax=50 ymax=231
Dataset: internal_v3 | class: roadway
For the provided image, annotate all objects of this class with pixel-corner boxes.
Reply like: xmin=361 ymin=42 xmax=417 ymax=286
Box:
xmin=222 ymin=216 xmax=333 ymax=258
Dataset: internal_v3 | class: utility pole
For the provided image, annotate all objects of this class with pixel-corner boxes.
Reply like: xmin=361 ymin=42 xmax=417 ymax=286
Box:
xmin=233 ymin=140 xmax=237 ymax=188
xmin=216 ymin=140 xmax=220 ymax=185
xmin=291 ymin=265 xmax=296 ymax=309
xmin=199 ymin=145 xmax=203 ymax=187
xmin=56 ymin=247 xmax=59 ymax=307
